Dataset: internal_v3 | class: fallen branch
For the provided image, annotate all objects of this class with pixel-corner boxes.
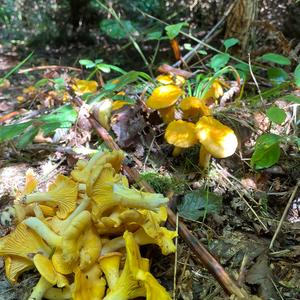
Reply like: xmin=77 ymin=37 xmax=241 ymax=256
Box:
xmin=18 ymin=65 xmax=82 ymax=74
xmin=72 ymin=96 xmax=248 ymax=298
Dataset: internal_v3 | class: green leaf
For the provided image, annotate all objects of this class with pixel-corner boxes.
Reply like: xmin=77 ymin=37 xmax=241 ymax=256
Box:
xmin=294 ymin=64 xmax=300 ymax=87
xmin=53 ymin=78 xmax=65 ymax=90
xmin=234 ymin=63 xmax=250 ymax=81
xmin=100 ymin=19 xmax=137 ymax=39
xmin=282 ymin=94 xmax=300 ymax=104
xmin=17 ymin=125 xmax=40 ymax=149
xmin=96 ymin=64 xmax=111 ymax=73
xmin=177 ymin=189 xmax=222 ymax=221
xmin=209 ymin=53 xmax=230 ymax=71
xmin=145 ymin=30 xmax=162 ymax=41
xmin=79 ymin=59 xmax=95 ymax=68
xmin=267 ymin=67 xmax=288 ymax=85
xmin=35 ymin=78 xmax=49 ymax=88
xmin=266 ymin=106 xmax=287 ymax=124
xmin=251 ymin=134 xmax=281 ymax=169
xmin=223 ymin=38 xmax=239 ymax=50
xmin=258 ymin=53 xmax=291 ymax=65
xmin=39 ymin=104 xmax=77 ymax=135
xmin=0 ymin=121 xmax=32 ymax=143
xmin=165 ymin=22 xmax=188 ymax=40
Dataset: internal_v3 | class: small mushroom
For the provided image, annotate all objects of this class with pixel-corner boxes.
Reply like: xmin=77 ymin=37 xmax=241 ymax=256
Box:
xmin=99 ymin=252 xmax=122 ymax=289
xmin=72 ymin=264 xmax=106 ymax=300
xmin=179 ymin=96 xmax=211 ymax=120
xmin=195 ymin=116 xmax=238 ymax=168
xmin=5 ymin=256 xmax=33 ymax=283
xmin=201 ymin=79 xmax=224 ymax=104
xmin=146 ymin=85 xmax=182 ymax=123
xmin=165 ymin=120 xmax=198 ymax=156
xmin=24 ymin=174 xmax=78 ymax=219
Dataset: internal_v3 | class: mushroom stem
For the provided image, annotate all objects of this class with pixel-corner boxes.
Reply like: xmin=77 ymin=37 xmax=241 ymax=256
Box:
xmin=44 ymin=286 xmax=71 ymax=300
xmin=199 ymin=145 xmax=211 ymax=169
xmin=158 ymin=106 xmax=175 ymax=124
xmin=23 ymin=217 xmax=62 ymax=247
xmin=172 ymin=146 xmax=183 ymax=157
xmin=28 ymin=276 xmax=52 ymax=300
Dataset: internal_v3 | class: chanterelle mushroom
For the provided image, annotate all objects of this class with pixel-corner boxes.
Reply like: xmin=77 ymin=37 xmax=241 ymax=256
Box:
xmin=146 ymin=85 xmax=182 ymax=123
xmin=195 ymin=116 xmax=238 ymax=168
xmin=165 ymin=120 xmax=197 ymax=156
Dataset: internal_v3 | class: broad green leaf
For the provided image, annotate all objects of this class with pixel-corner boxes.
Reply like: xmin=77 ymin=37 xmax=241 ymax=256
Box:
xmin=223 ymin=38 xmax=239 ymax=50
xmin=165 ymin=22 xmax=188 ymax=40
xmin=100 ymin=19 xmax=137 ymax=39
xmin=266 ymin=106 xmax=287 ymax=124
xmin=0 ymin=121 xmax=32 ymax=143
xmin=267 ymin=67 xmax=288 ymax=85
xmin=79 ymin=59 xmax=96 ymax=68
xmin=283 ymin=94 xmax=300 ymax=104
xmin=294 ymin=64 xmax=300 ymax=87
xmin=17 ymin=125 xmax=39 ymax=149
xmin=209 ymin=53 xmax=230 ymax=71
xmin=177 ymin=189 xmax=222 ymax=221
xmin=251 ymin=134 xmax=281 ymax=169
xmin=39 ymin=104 xmax=77 ymax=135
xmin=145 ymin=30 xmax=162 ymax=41
xmin=96 ymin=64 xmax=111 ymax=73
xmin=258 ymin=53 xmax=291 ymax=65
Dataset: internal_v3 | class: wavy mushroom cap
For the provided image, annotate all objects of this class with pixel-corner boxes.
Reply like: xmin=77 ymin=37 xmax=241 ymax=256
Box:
xmin=201 ymin=80 xmax=224 ymax=103
xmin=5 ymin=256 xmax=33 ymax=283
xmin=195 ymin=116 xmax=238 ymax=158
xmin=165 ymin=120 xmax=197 ymax=148
xmin=146 ymin=85 xmax=182 ymax=109
xmin=179 ymin=97 xmax=211 ymax=118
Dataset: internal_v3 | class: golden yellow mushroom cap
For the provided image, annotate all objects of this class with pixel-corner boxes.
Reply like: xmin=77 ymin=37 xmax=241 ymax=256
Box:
xmin=165 ymin=120 xmax=197 ymax=148
xmin=202 ymin=80 xmax=224 ymax=103
xmin=33 ymin=254 xmax=68 ymax=287
xmin=156 ymin=75 xmax=174 ymax=85
xmin=5 ymin=256 xmax=33 ymax=284
xmin=0 ymin=223 xmax=51 ymax=259
xmin=146 ymin=85 xmax=182 ymax=109
xmin=179 ymin=97 xmax=211 ymax=118
xmin=25 ymin=174 xmax=78 ymax=220
xmin=195 ymin=116 xmax=238 ymax=158
xmin=98 ymin=252 xmax=122 ymax=289
xmin=72 ymin=79 xmax=98 ymax=95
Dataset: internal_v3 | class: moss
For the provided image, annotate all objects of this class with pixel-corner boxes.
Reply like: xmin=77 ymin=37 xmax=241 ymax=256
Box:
xmin=140 ymin=172 xmax=185 ymax=195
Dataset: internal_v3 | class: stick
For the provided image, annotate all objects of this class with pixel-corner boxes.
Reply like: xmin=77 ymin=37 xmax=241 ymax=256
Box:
xmin=18 ymin=65 xmax=82 ymax=74
xmin=71 ymin=97 xmax=248 ymax=298
xmin=269 ymin=181 xmax=300 ymax=249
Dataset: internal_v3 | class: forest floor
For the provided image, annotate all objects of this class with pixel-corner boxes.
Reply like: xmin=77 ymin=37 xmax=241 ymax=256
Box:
xmin=0 ymin=12 xmax=300 ymax=300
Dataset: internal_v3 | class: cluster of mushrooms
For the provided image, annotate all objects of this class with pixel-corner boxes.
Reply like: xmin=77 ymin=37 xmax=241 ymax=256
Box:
xmin=146 ymin=75 xmax=238 ymax=168
xmin=0 ymin=150 xmax=176 ymax=300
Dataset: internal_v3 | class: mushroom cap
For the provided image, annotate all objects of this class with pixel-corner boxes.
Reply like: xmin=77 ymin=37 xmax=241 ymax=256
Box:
xmin=179 ymin=97 xmax=211 ymax=117
xmin=5 ymin=256 xmax=33 ymax=283
xmin=195 ymin=116 xmax=238 ymax=158
xmin=165 ymin=120 xmax=197 ymax=148
xmin=146 ymin=85 xmax=182 ymax=109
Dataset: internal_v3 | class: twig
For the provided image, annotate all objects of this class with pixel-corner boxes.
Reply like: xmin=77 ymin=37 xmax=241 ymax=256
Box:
xmin=269 ymin=181 xmax=300 ymax=249
xmin=18 ymin=65 xmax=82 ymax=74
xmin=71 ymin=97 xmax=249 ymax=299
xmin=248 ymin=53 xmax=265 ymax=107
xmin=173 ymin=212 xmax=179 ymax=300
xmin=173 ymin=0 xmax=237 ymax=67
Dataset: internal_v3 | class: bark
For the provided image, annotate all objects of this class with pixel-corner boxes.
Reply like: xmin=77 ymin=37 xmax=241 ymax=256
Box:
xmin=225 ymin=0 xmax=259 ymax=54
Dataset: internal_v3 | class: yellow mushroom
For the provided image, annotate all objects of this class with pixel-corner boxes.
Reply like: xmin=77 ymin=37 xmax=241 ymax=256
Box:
xmin=98 ymin=252 xmax=122 ymax=289
xmin=92 ymin=99 xmax=113 ymax=130
xmin=28 ymin=254 xmax=69 ymax=300
xmin=5 ymin=256 xmax=33 ymax=284
xmin=72 ymin=79 xmax=98 ymax=95
xmin=71 ymin=150 xmax=124 ymax=194
xmin=103 ymin=233 xmax=146 ymax=300
xmin=146 ymin=85 xmax=182 ymax=124
xmin=43 ymin=286 xmax=72 ymax=300
xmin=179 ymin=96 xmax=211 ymax=120
xmin=79 ymin=225 xmax=101 ymax=270
xmin=61 ymin=210 xmax=92 ymax=264
xmin=201 ymin=79 xmax=224 ymax=104
xmin=195 ymin=116 xmax=238 ymax=168
xmin=165 ymin=120 xmax=198 ymax=156
xmin=24 ymin=174 xmax=78 ymax=219
xmin=52 ymin=248 xmax=76 ymax=275
xmin=0 ymin=223 xmax=51 ymax=259
xmin=72 ymin=264 xmax=106 ymax=300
